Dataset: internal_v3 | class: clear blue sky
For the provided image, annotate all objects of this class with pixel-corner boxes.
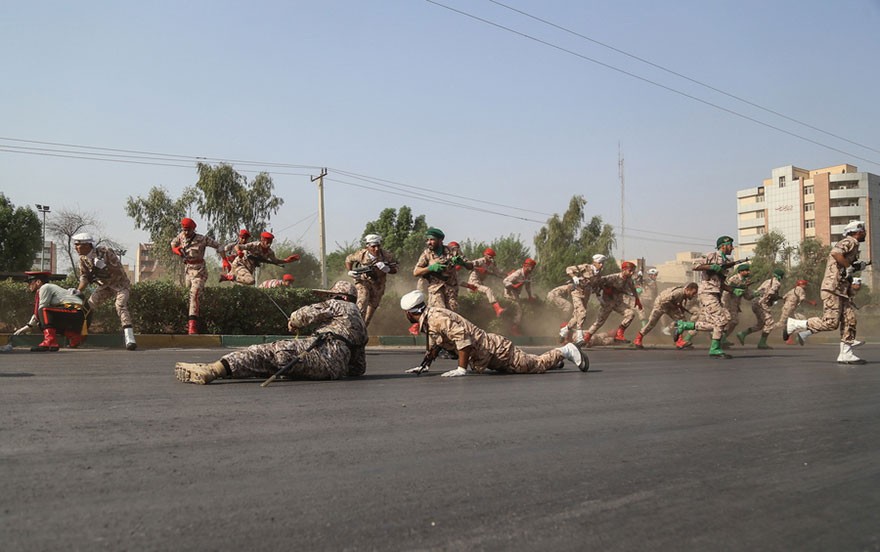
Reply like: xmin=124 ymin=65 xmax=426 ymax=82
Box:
xmin=3 ymin=0 xmax=879 ymax=269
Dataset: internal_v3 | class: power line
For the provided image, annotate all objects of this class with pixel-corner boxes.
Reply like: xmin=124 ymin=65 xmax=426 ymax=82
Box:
xmin=424 ymin=0 xmax=880 ymax=168
xmin=486 ymin=0 xmax=880 ymax=157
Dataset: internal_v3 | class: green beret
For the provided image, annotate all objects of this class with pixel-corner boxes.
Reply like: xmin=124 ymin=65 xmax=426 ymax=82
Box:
xmin=773 ymin=268 xmax=785 ymax=279
xmin=736 ymin=263 xmax=750 ymax=272
xmin=716 ymin=235 xmax=734 ymax=248
xmin=425 ymin=227 xmax=445 ymax=240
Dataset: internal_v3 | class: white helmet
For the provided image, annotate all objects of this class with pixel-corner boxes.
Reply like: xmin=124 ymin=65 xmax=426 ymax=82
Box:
xmin=647 ymin=268 xmax=658 ymax=276
xmin=844 ymin=221 xmax=865 ymax=235
xmin=400 ymin=290 xmax=426 ymax=311
xmin=852 ymin=277 xmax=863 ymax=285
xmin=592 ymin=254 xmax=607 ymax=264
xmin=72 ymin=232 xmax=95 ymax=245
xmin=364 ymin=233 xmax=382 ymax=246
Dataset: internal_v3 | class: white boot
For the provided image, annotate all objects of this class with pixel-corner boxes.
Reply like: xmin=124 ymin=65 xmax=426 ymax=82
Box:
xmin=557 ymin=342 xmax=589 ymax=372
xmin=559 ymin=326 xmax=569 ymax=339
xmin=851 ymin=339 xmax=864 ymax=348
xmin=572 ymin=330 xmax=585 ymax=346
xmin=123 ymin=327 xmax=137 ymax=351
xmin=796 ymin=331 xmax=811 ymax=346
xmin=837 ymin=342 xmax=867 ymax=365
xmin=783 ymin=318 xmax=809 ymax=341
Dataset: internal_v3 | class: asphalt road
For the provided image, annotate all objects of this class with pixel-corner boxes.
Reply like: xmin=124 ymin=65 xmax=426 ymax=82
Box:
xmin=2 ymin=344 xmax=879 ymax=551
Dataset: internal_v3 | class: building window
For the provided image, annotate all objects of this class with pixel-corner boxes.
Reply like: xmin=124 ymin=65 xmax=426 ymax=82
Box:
xmin=779 ymin=176 xmax=786 ymax=188
xmin=804 ymin=203 xmax=815 ymax=212
xmin=756 ymin=210 xmax=765 ymax=218
xmin=804 ymin=185 xmax=814 ymax=195
xmin=756 ymin=227 xmax=766 ymax=235
xmin=805 ymin=219 xmax=815 ymax=229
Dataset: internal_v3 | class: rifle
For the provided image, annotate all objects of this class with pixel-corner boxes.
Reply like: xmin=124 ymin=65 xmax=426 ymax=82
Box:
xmin=261 ymin=333 xmax=330 ymax=387
xmin=249 ymin=254 xmax=287 ymax=267
xmin=408 ymin=345 xmax=440 ymax=375
xmin=351 ymin=261 xmax=399 ymax=277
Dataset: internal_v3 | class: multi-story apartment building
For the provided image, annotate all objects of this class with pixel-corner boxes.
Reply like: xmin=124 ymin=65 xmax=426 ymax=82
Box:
xmin=134 ymin=243 xmax=168 ymax=283
xmin=737 ymin=164 xmax=880 ymax=286
xmin=30 ymin=241 xmax=57 ymax=273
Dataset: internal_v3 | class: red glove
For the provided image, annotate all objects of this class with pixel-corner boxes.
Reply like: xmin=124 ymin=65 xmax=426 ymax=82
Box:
xmin=171 ymin=246 xmax=183 ymax=257
xmin=476 ymin=266 xmax=487 ymax=275
xmin=237 ymin=249 xmax=245 ymax=257
xmin=222 ymin=258 xmax=232 ymax=271
xmin=511 ymin=282 xmax=523 ymax=289
xmin=285 ymin=254 xmax=300 ymax=263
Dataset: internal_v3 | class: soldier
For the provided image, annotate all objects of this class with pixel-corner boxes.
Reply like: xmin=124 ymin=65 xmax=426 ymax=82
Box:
xmin=546 ymin=283 xmax=574 ymax=316
xmin=221 ymin=231 xmax=300 ymax=286
xmin=221 ymin=229 xmax=251 ymax=274
xmin=502 ymin=258 xmax=537 ymax=335
xmin=399 ymin=290 xmax=587 ymax=376
xmin=413 ymin=228 xmax=472 ymax=311
xmin=562 ymin=254 xmax=606 ymax=345
xmin=633 ymin=282 xmax=699 ymax=348
xmin=737 ymin=269 xmax=784 ymax=349
xmin=345 ymin=233 xmax=398 ymax=327
xmin=259 ymin=274 xmax=295 ymax=289
xmin=72 ymin=232 xmax=136 ymax=351
xmin=640 ymin=268 xmax=659 ymax=308
xmin=784 ymin=221 xmax=869 ymax=364
xmin=463 ymin=247 xmax=506 ymax=317
xmin=13 ymin=271 xmax=86 ymax=352
xmin=582 ymin=261 xmax=642 ymax=346
xmin=776 ymin=279 xmax=814 ymax=344
xmin=673 ymin=236 xmax=740 ymax=359
xmin=721 ymin=263 xmax=753 ymax=346
xmin=175 ymin=281 xmax=367 ymax=385
xmin=170 ymin=218 xmax=224 ymax=335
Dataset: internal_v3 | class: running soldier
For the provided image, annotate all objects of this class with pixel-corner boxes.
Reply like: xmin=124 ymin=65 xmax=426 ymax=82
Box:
xmin=463 ymin=247 xmax=506 ymax=317
xmin=562 ymin=254 xmax=606 ymax=345
xmin=776 ymin=279 xmax=814 ymax=344
xmin=583 ymin=261 xmax=642 ymax=346
xmin=633 ymin=282 xmax=698 ymax=348
xmin=546 ymin=282 xmax=575 ymax=336
xmin=640 ymin=268 xmax=659 ymax=309
xmin=413 ymin=228 xmax=472 ymax=311
xmin=14 ymin=271 xmax=86 ymax=352
xmin=175 ymin=281 xmax=367 ymax=384
xmin=221 ymin=231 xmax=300 ymax=286
xmin=399 ymin=290 xmax=587 ymax=376
xmin=783 ymin=221 xmax=869 ymax=364
xmin=72 ymin=232 xmax=136 ymax=351
xmin=345 ymin=233 xmax=398 ymax=327
xmin=721 ymin=263 xmax=753 ymax=346
xmin=502 ymin=258 xmax=537 ymax=335
xmin=221 ymin=229 xmax=251 ymax=275
xmin=737 ymin=269 xmax=784 ymax=349
xmin=259 ymin=274 xmax=295 ymax=288
xmin=673 ymin=236 xmax=740 ymax=359
xmin=170 ymin=218 xmax=224 ymax=335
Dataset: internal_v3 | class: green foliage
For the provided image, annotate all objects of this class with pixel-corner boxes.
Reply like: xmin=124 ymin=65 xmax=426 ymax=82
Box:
xmin=362 ymin=206 xmax=429 ymax=266
xmin=126 ymin=186 xmax=198 ymax=278
xmin=195 ymin=163 xmax=284 ymax=241
xmin=788 ymin=238 xmax=831 ymax=300
xmin=0 ymin=194 xmax=42 ymax=272
xmin=460 ymin=234 xmax=531 ymax=273
xmin=748 ymin=230 xmax=790 ymax=284
xmin=0 ymin=279 xmax=33 ymax=332
xmin=533 ymin=196 xmax=616 ymax=287
xmin=257 ymin=240 xmax=323 ymax=289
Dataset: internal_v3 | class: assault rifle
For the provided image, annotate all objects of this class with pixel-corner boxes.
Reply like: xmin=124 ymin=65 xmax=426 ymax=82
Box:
xmin=350 ymin=261 xmax=399 ymax=277
xmin=248 ymin=254 xmax=287 ymax=267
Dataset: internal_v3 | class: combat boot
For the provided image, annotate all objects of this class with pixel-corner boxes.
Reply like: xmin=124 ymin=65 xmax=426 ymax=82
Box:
xmin=837 ymin=342 xmax=866 ymax=365
xmin=124 ymin=326 xmax=137 ymax=351
xmin=492 ymin=302 xmax=505 ymax=317
xmin=31 ymin=328 xmax=60 ymax=352
xmin=674 ymin=335 xmax=692 ymax=349
xmin=64 ymin=331 xmax=84 ymax=348
xmin=613 ymin=326 xmax=629 ymax=343
xmin=757 ymin=333 xmax=772 ymax=349
xmin=559 ymin=324 xmax=570 ymax=344
xmin=633 ymin=332 xmax=644 ymax=349
xmin=673 ymin=320 xmax=695 ymax=343
xmin=782 ymin=317 xmax=809 ymax=342
xmin=735 ymin=330 xmax=751 ymax=346
xmin=557 ymin=342 xmax=588 ymax=372
xmin=175 ymin=361 xmax=227 ymax=384
xmin=708 ymin=338 xmax=732 ymax=359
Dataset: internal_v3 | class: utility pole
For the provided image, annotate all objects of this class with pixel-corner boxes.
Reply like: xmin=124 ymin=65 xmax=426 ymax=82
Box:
xmin=618 ymin=144 xmax=625 ymax=262
xmin=311 ymin=168 xmax=329 ymax=288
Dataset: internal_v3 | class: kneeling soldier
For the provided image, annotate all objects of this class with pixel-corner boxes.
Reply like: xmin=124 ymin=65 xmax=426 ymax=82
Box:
xmin=14 ymin=271 xmax=85 ymax=352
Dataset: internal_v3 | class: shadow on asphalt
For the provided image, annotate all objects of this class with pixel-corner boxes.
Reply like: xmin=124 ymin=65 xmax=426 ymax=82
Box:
xmin=0 ymin=372 xmax=35 ymax=377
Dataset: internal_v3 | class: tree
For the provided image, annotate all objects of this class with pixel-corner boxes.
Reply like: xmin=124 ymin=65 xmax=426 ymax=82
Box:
xmin=0 ymin=194 xmax=42 ymax=272
xmin=749 ymin=230 xmax=791 ymax=284
xmin=255 ymin=240 xmax=323 ymax=289
xmin=533 ymin=196 xmax=616 ymax=287
xmin=790 ymin=237 xmax=831 ymax=300
xmin=362 ymin=206 xmax=429 ymax=266
xmin=46 ymin=208 xmax=99 ymax=278
xmin=125 ymin=186 xmax=199 ymax=278
xmin=460 ymin=235 xmax=531 ymax=274
xmin=195 ymin=163 xmax=284 ymax=241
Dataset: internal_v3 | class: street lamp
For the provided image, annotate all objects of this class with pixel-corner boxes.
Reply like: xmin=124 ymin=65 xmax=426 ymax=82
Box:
xmin=35 ymin=204 xmax=50 ymax=271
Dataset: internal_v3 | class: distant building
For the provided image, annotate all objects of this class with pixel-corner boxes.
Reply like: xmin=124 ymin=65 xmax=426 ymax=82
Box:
xmin=736 ymin=164 xmax=879 ymax=286
xmin=654 ymin=251 xmax=701 ymax=284
xmin=134 ymin=243 xmax=168 ymax=283
xmin=30 ymin=241 xmax=57 ymax=273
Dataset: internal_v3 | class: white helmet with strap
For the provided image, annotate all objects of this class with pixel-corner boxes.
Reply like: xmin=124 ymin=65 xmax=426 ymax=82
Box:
xmin=72 ymin=232 xmax=95 ymax=245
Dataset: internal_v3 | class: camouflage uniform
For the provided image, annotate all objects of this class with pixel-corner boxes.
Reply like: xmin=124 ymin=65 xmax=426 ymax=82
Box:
xmin=586 ymin=272 xmax=638 ymax=335
xmin=170 ymin=231 xmax=222 ymax=317
xmin=230 ymin=241 xmax=286 ymax=286
xmin=693 ymin=251 xmax=731 ymax=340
xmin=222 ymin=298 xmax=368 ymax=380
xmin=564 ymin=263 xmax=601 ymax=333
xmin=414 ymin=245 xmax=460 ymax=310
xmin=466 ymin=256 xmax=504 ymax=304
xmin=746 ymin=277 xmax=782 ymax=334
xmin=546 ymin=284 xmax=575 ymax=317
xmin=722 ymin=272 xmax=753 ymax=336
xmin=805 ymin=235 xmax=859 ymax=341
xmin=418 ymin=306 xmax=562 ymax=374
xmin=641 ymin=286 xmax=693 ymax=336
xmin=777 ymin=285 xmax=807 ymax=325
xmin=345 ymin=246 xmax=398 ymax=323
xmin=78 ymin=246 xmax=132 ymax=327
xmin=502 ymin=267 xmax=533 ymax=325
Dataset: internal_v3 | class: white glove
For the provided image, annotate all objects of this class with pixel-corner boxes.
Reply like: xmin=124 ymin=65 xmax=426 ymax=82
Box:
xmin=347 ymin=270 xmax=358 ymax=278
xmin=441 ymin=367 xmax=468 ymax=377
xmin=572 ymin=276 xmax=581 ymax=286
xmin=94 ymin=258 xmax=106 ymax=269
xmin=375 ymin=261 xmax=391 ymax=273
xmin=67 ymin=288 xmax=82 ymax=297
xmin=845 ymin=266 xmax=855 ymax=279
xmin=14 ymin=325 xmax=30 ymax=335
xmin=405 ymin=365 xmax=428 ymax=374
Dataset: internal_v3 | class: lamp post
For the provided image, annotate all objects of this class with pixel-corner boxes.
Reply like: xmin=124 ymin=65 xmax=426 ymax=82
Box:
xmin=35 ymin=204 xmax=50 ymax=271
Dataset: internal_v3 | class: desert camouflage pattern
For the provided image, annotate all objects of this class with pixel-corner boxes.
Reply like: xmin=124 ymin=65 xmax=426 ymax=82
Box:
xmin=694 ymin=250 xmax=729 ymax=294
xmin=222 ymin=298 xmax=368 ymax=379
xmin=466 ymin=256 xmax=504 ymax=303
xmin=803 ymin=236 xmax=861 ymax=341
xmin=586 ymin=272 xmax=639 ymax=334
xmin=721 ymin=272 xmax=753 ymax=335
xmin=745 ymin=277 xmax=781 ymax=333
xmin=415 ymin=245 xmax=461 ymax=310
xmin=502 ymin=268 xmax=532 ymax=301
xmin=821 ymin=236 xmax=860 ymax=297
xmin=641 ymin=286 xmax=692 ymax=335
xmin=230 ymin=241 xmax=286 ymax=284
xmin=546 ymin=284 xmax=574 ymax=316
xmin=694 ymin=292 xmax=730 ymax=340
xmin=171 ymin=231 xmax=223 ymax=316
xmin=777 ymin=285 xmax=806 ymax=324
xmin=418 ymin=306 xmax=562 ymax=374
xmin=346 ymin=247 xmax=397 ymax=312
xmin=565 ymin=263 xmax=601 ymax=332
xmin=78 ymin=246 xmax=133 ymax=327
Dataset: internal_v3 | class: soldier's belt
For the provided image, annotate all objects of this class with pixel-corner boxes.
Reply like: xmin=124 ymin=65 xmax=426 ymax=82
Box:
xmin=184 ymin=259 xmax=205 ymax=264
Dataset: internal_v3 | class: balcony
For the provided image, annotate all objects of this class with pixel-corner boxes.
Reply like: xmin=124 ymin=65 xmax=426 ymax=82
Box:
xmin=829 ymin=205 xmax=864 ymax=218
xmin=737 ymin=202 xmax=766 ymax=214
xmin=829 ymin=187 xmax=865 ymax=200
xmin=738 ymin=217 xmax=766 ymax=229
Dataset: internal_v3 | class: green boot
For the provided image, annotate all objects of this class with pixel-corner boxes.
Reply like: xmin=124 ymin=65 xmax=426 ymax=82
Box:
xmin=757 ymin=333 xmax=772 ymax=349
xmin=709 ymin=339 xmax=732 ymax=359
xmin=674 ymin=320 xmax=696 ymax=343
xmin=720 ymin=332 xmax=734 ymax=349
xmin=735 ymin=330 xmax=750 ymax=346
